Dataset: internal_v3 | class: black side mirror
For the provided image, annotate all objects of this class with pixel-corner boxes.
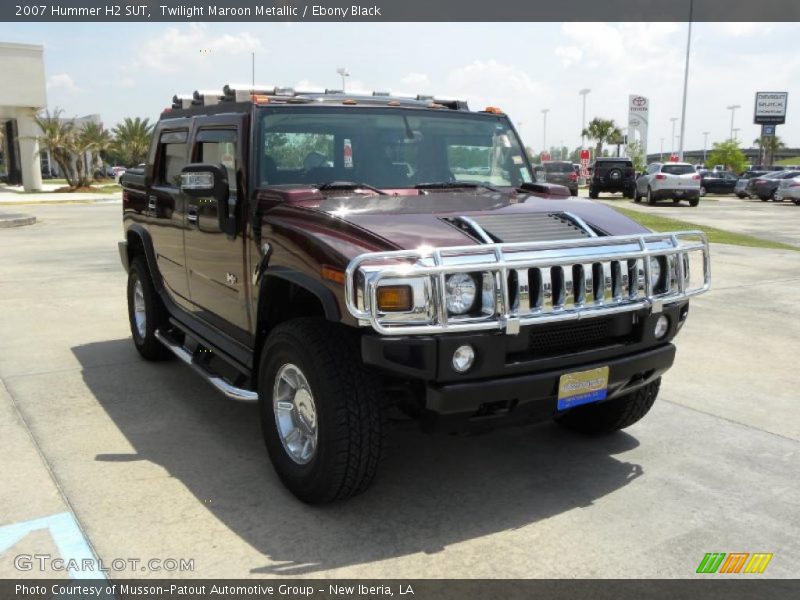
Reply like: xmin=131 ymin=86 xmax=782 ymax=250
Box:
xmin=180 ymin=163 xmax=229 ymax=199
xmin=180 ymin=163 xmax=237 ymax=237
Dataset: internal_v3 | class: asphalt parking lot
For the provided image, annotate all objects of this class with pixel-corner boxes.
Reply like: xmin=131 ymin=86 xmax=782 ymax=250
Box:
xmin=1 ymin=199 xmax=799 ymax=579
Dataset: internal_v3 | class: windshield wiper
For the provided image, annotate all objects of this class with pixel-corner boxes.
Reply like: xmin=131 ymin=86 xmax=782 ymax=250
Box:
xmin=414 ymin=181 xmax=501 ymax=193
xmin=313 ymin=181 xmax=388 ymax=195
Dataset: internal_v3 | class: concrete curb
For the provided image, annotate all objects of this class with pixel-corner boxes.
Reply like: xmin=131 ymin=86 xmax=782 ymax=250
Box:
xmin=0 ymin=212 xmax=37 ymax=228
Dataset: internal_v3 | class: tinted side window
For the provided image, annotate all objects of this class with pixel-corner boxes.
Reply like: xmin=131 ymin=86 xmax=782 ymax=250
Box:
xmin=156 ymin=130 xmax=188 ymax=187
xmin=196 ymin=132 xmax=238 ymax=191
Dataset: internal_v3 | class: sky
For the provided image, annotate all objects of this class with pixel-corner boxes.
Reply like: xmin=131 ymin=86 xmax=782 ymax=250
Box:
xmin=3 ymin=21 xmax=799 ymax=155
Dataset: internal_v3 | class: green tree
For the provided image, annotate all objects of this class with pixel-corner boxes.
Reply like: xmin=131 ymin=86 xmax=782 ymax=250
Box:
xmin=626 ymin=140 xmax=647 ymax=173
xmin=581 ymin=117 xmax=623 ymax=158
xmin=707 ymin=140 xmax=747 ymax=174
xmin=34 ymin=108 xmax=90 ymax=188
xmin=112 ymin=117 xmax=154 ymax=166
xmin=753 ymin=135 xmax=786 ymax=166
xmin=79 ymin=121 xmax=113 ymax=180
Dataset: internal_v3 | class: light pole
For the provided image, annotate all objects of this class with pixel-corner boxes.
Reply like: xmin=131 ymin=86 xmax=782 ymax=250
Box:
xmin=541 ymin=109 xmax=550 ymax=156
xmin=579 ymin=88 xmax=590 ymax=149
xmin=670 ymin=118 xmax=678 ymax=156
xmin=677 ymin=0 xmax=694 ymax=161
xmin=660 ymin=137 xmax=664 ymax=161
xmin=702 ymin=131 xmax=710 ymax=164
xmin=727 ymin=104 xmax=740 ymax=141
xmin=336 ymin=67 xmax=350 ymax=92
xmin=732 ymin=127 xmax=740 ymax=142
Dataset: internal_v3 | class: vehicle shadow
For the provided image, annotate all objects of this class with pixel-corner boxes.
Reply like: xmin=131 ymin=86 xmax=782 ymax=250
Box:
xmin=73 ymin=339 xmax=643 ymax=576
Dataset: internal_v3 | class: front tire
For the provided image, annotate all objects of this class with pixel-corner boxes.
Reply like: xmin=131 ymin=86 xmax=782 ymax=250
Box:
xmin=556 ymin=378 xmax=661 ymax=434
xmin=127 ymin=256 xmax=171 ymax=361
xmin=689 ymin=198 xmax=700 ymax=207
xmin=259 ymin=318 xmax=385 ymax=504
xmin=647 ymin=187 xmax=656 ymax=205
xmin=589 ymin=188 xmax=599 ymax=199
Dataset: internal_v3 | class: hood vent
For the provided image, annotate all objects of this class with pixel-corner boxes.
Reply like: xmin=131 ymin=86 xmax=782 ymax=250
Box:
xmin=445 ymin=212 xmax=594 ymax=244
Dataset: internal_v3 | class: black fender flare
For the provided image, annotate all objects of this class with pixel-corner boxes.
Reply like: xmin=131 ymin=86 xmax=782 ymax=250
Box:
xmin=258 ymin=266 xmax=341 ymax=323
xmin=124 ymin=225 xmax=163 ymax=292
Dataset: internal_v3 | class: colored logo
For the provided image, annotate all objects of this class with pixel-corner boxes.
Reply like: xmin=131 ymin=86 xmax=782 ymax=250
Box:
xmin=696 ymin=553 xmax=773 ymax=574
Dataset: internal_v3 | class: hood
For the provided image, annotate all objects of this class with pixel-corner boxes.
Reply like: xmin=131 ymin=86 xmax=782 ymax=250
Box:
xmin=296 ymin=189 xmax=649 ymax=251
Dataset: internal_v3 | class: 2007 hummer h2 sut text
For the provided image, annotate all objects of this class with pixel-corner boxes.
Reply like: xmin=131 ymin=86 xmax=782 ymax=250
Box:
xmin=119 ymin=85 xmax=710 ymax=503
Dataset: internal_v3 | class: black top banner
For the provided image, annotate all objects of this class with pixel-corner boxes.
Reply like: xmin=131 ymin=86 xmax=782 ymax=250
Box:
xmin=3 ymin=0 xmax=800 ymax=22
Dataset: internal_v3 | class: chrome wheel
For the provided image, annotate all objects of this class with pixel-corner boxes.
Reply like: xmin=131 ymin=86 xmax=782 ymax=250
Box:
xmin=273 ymin=363 xmax=317 ymax=464
xmin=133 ymin=278 xmax=146 ymax=338
xmin=700 ymin=186 xmax=707 ymax=196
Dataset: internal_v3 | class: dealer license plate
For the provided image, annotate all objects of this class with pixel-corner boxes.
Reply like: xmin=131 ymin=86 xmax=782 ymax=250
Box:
xmin=557 ymin=366 xmax=609 ymax=411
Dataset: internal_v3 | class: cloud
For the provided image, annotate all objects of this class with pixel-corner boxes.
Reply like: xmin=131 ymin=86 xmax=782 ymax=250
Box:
xmin=135 ymin=24 xmax=263 ymax=73
xmin=400 ymin=72 xmax=430 ymax=90
xmin=115 ymin=76 xmax=135 ymax=89
xmin=710 ymin=23 xmax=768 ymax=38
xmin=47 ymin=73 xmax=80 ymax=93
xmin=554 ymin=46 xmax=583 ymax=67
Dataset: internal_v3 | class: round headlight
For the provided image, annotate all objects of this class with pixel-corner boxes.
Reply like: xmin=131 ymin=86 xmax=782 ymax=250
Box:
xmin=445 ymin=273 xmax=477 ymax=314
xmin=649 ymin=257 xmax=662 ymax=290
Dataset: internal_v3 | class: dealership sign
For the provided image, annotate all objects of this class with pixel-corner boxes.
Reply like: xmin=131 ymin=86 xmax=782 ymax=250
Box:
xmin=754 ymin=92 xmax=788 ymax=125
xmin=579 ymin=149 xmax=590 ymax=178
xmin=627 ymin=94 xmax=649 ymax=156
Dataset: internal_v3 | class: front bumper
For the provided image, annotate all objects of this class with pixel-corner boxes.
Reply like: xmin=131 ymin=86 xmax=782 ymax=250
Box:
xmin=362 ymin=303 xmax=688 ymax=432
xmin=424 ymin=343 xmax=674 ymax=433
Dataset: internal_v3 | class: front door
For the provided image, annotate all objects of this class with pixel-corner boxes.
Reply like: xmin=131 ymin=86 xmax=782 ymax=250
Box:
xmin=148 ymin=127 xmax=191 ymax=306
xmin=184 ymin=118 xmax=250 ymax=337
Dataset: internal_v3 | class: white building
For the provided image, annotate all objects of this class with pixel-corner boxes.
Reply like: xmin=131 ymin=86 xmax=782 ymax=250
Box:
xmin=0 ymin=42 xmax=46 ymax=191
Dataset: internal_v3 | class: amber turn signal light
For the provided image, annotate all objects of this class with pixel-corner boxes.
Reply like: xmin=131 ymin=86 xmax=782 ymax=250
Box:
xmin=320 ymin=265 xmax=345 ymax=284
xmin=377 ymin=286 xmax=413 ymax=312
xmin=483 ymin=106 xmax=504 ymax=114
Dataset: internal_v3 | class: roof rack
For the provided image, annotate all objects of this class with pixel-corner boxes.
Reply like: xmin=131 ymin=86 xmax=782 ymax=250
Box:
xmin=172 ymin=85 xmax=471 ymax=111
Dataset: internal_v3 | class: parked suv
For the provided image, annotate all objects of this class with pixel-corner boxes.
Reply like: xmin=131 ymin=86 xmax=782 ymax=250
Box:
xmin=542 ymin=160 xmax=578 ymax=196
xmin=635 ymin=162 xmax=701 ymax=206
xmin=118 ymin=85 xmax=710 ymax=503
xmin=588 ymin=157 xmax=636 ymax=199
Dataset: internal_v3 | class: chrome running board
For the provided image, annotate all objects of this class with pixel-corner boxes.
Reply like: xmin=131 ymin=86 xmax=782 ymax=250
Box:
xmin=155 ymin=330 xmax=258 ymax=403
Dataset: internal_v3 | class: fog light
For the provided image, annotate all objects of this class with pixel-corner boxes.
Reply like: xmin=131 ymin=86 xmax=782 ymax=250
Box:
xmin=452 ymin=345 xmax=476 ymax=373
xmin=654 ymin=315 xmax=670 ymax=339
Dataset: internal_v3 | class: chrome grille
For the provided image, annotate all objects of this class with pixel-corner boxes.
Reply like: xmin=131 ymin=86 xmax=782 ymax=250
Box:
xmin=345 ymin=231 xmax=710 ymax=335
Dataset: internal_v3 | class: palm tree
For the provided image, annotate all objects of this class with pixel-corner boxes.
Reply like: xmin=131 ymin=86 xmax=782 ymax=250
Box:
xmin=112 ymin=117 xmax=154 ymax=167
xmin=34 ymin=109 xmax=86 ymax=188
xmin=582 ymin=118 xmax=623 ymax=158
xmin=78 ymin=121 xmax=113 ymax=180
xmin=753 ymin=135 xmax=786 ymax=166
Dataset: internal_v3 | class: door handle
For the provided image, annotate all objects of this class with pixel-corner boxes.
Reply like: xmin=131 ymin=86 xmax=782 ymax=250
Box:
xmin=187 ymin=207 xmax=198 ymax=223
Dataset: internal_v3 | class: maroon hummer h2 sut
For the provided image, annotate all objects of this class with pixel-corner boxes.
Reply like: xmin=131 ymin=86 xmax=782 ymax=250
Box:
xmin=119 ymin=85 xmax=710 ymax=503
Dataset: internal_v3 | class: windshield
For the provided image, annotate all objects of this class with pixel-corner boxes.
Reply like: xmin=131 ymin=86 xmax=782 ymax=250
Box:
xmin=257 ymin=106 xmax=532 ymax=189
xmin=661 ymin=164 xmax=695 ymax=175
